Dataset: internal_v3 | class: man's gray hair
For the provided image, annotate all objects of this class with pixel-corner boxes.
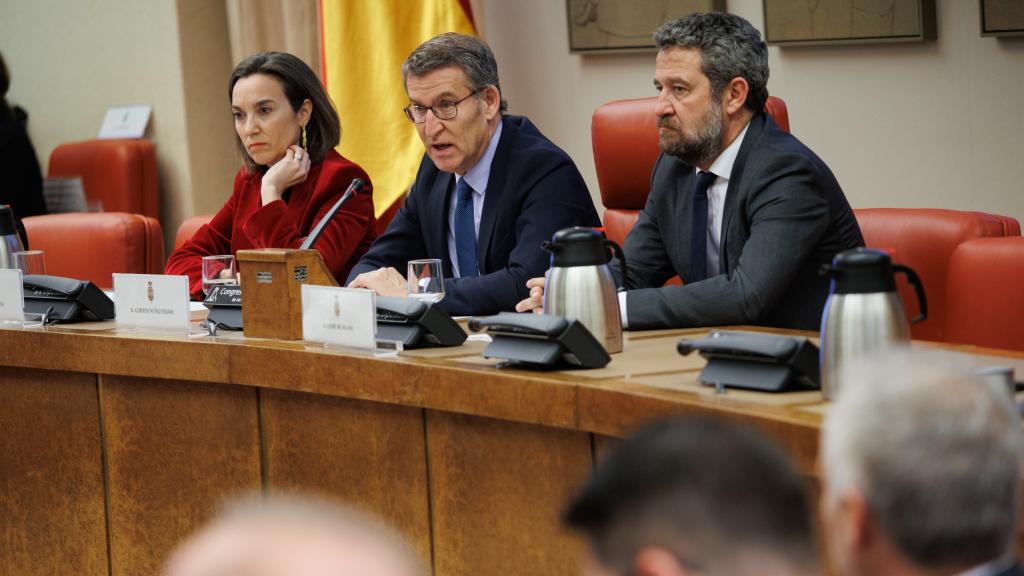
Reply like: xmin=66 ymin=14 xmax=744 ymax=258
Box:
xmin=822 ymin=349 xmax=1023 ymax=568
xmin=653 ymin=12 xmax=769 ymax=113
xmin=402 ymin=32 xmax=507 ymax=113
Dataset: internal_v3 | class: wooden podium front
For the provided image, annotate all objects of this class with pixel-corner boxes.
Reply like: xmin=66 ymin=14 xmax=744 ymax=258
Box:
xmin=235 ymin=248 xmax=337 ymax=340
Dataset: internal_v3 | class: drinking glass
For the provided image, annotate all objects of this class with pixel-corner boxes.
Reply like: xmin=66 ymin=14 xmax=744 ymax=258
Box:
xmin=13 ymin=250 xmax=46 ymax=275
xmin=407 ymin=258 xmax=444 ymax=303
xmin=202 ymin=255 xmax=237 ymax=296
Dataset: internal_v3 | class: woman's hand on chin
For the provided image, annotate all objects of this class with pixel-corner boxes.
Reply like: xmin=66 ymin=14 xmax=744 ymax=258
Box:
xmin=260 ymin=145 xmax=311 ymax=205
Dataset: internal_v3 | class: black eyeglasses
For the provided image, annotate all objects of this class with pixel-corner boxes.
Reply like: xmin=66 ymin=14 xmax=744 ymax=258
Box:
xmin=403 ymin=89 xmax=482 ymax=123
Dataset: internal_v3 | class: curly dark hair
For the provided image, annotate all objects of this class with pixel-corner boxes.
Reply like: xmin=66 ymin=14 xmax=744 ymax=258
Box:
xmin=654 ymin=12 xmax=769 ymax=113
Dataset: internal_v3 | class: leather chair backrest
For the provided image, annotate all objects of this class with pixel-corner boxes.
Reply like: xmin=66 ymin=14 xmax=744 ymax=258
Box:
xmin=946 ymin=237 xmax=1024 ymax=352
xmin=376 ymin=194 xmax=403 ymax=237
xmin=853 ymin=208 xmax=1009 ymax=343
xmin=968 ymin=211 xmax=1021 ymax=236
xmin=592 ymin=95 xmax=789 ymax=248
xmin=23 ymin=212 xmax=164 ymax=290
xmin=48 ymin=139 xmax=159 ymax=220
xmin=174 ymin=215 xmax=214 ymax=251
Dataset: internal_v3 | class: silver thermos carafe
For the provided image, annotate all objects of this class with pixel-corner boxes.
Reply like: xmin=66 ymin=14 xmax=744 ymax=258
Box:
xmin=542 ymin=227 xmax=627 ymax=354
xmin=819 ymin=248 xmax=927 ymax=399
xmin=0 ymin=205 xmax=26 ymax=270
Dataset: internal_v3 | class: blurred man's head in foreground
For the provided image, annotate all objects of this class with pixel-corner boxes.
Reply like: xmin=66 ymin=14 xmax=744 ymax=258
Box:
xmin=565 ymin=417 xmax=819 ymax=576
xmin=822 ymin=349 xmax=1022 ymax=576
xmin=163 ymin=494 xmax=422 ymax=576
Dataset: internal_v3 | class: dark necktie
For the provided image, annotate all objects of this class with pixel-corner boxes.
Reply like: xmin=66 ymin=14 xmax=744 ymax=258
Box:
xmin=688 ymin=171 xmax=717 ymax=283
xmin=454 ymin=178 xmax=478 ymax=278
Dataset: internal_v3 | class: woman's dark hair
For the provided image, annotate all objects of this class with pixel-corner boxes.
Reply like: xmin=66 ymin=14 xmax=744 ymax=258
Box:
xmin=228 ymin=52 xmax=340 ymax=172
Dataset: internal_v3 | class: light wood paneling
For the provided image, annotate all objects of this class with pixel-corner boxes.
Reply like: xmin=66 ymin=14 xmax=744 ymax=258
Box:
xmin=427 ymin=411 xmax=592 ymax=576
xmin=101 ymin=376 xmax=261 ymax=576
xmin=0 ymin=367 xmax=108 ymax=576
xmin=260 ymin=389 xmax=432 ymax=565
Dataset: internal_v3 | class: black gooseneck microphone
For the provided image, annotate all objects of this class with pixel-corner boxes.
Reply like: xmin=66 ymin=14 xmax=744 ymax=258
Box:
xmin=299 ymin=178 xmax=367 ymax=250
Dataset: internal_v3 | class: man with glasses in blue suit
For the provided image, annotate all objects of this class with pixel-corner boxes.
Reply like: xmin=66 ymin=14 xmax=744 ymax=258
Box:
xmin=349 ymin=33 xmax=599 ymax=316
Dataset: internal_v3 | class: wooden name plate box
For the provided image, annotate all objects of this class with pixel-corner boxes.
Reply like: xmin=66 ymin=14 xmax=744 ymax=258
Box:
xmin=235 ymin=248 xmax=337 ymax=340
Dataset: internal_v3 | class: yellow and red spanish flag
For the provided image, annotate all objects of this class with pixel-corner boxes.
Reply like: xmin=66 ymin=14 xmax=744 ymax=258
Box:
xmin=320 ymin=0 xmax=475 ymax=219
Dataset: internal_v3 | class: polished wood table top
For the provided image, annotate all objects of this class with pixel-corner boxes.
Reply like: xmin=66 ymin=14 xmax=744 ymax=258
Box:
xmin=2 ymin=319 xmax=1021 ymax=474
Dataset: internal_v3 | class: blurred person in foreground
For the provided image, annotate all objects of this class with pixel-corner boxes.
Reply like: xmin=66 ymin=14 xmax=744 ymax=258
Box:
xmin=565 ymin=417 xmax=820 ymax=576
xmin=822 ymin=349 xmax=1023 ymax=576
xmin=166 ymin=52 xmax=375 ymax=299
xmin=162 ymin=494 xmax=422 ymax=576
xmin=0 ymin=50 xmax=47 ymax=220
xmin=347 ymin=33 xmax=599 ymax=316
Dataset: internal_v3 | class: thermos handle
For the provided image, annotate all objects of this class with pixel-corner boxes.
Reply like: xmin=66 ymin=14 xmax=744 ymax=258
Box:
xmin=604 ymin=240 xmax=628 ymax=289
xmin=893 ymin=264 xmax=927 ymax=324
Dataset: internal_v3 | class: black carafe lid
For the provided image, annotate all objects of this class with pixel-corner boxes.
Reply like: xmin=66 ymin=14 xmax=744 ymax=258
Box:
xmin=543 ymin=227 xmax=609 ymax=267
xmin=824 ymin=248 xmax=897 ymax=294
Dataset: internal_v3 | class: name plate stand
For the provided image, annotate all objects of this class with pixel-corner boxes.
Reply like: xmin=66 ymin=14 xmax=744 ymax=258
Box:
xmin=236 ymin=248 xmax=337 ymax=340
xmin=0 ymin=269 xmax=28 ymax=325
xmin=112 ymin=273 xmax=191 ymax=334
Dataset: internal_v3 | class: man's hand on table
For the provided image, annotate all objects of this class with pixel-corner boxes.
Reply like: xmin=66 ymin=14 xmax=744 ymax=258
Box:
xmin=348 ymin=267 xmax=407 ymax=297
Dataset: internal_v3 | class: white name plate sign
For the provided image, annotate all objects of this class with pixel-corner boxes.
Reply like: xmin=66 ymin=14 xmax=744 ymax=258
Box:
xmin=0 ymin=269 xmax=24 ymax=322
xmin=301 ymin=285 xmax=376 ymax=350
xmin=98 ymin=105 xmax=152 ymax=139
xmin=113 ymin=274 xmax=190 ymax=332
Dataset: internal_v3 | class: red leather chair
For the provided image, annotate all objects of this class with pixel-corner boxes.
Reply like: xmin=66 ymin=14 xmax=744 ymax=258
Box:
xmin=969 ymin=211 xmax=1021 ymax=236
xmin=48 ymin=139 xmax=160 ymax=220
xmin=853 ymin=208 xmax=1014 ymax=343
xmin=174 ymin=215 xmax=214 ymax=251
xmin=23 ymin=212 xmax=164 ymax=290
xmin=376 ymin=194 xmax=403 ymax=237
xmin=945 ymin=237 xmax=1024 ymax=352
xmin=592 ymin=95 xmax=790 ymax=248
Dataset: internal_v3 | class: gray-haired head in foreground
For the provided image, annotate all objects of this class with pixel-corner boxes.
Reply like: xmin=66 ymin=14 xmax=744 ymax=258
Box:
xmin=162 ymin=493 xmax=423 ymax=576
xmin=654 ymin=12 xmax=769 ymax=114
xmin=402 ymin=32 xmax=507 ymax=113
xmin=823 ymin=349 xmax=1023 ymax=568
xmin=564 ymin=417 xmax=818 ymax=575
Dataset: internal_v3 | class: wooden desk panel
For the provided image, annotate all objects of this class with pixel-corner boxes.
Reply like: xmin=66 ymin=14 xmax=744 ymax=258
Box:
xmin=0 ymin=367 xmax=108 ymax=576
xmin=3 ymin=324 xmax=1022 ymax=575
xmin=426 ymin=411 xmax=592 ymax=576
xmin=260 ymin=389 xmax=432 ymax=565
xmin=101 ymin=376 xmax=262 ymax=576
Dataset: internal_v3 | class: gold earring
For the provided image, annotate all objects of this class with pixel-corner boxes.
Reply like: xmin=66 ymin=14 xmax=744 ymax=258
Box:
xmin=301 ymin=125 xmax=308 ymax=150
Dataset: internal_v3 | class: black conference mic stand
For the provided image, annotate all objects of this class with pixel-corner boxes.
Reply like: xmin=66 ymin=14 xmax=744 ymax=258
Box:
xmin=299 ymin=178 xmax=367 ymax=250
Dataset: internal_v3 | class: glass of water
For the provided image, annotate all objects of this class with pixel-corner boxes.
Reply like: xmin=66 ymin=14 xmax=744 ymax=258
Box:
xmin=201 ymin=255 xmax=237 ymax=296
xmin=13 ymin=250 xmax=46 ymax=275
xmin=407 ymin=258 xmax=444 ymax=303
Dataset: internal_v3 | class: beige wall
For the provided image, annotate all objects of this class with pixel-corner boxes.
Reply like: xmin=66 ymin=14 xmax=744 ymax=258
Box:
xmin=0 ymin=0 xmax=236 ymax=249
xmin=481 ymin=0 xmax=1024 ymax=223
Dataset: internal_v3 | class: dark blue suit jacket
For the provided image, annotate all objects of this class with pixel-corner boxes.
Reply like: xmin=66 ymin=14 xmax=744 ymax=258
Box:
xmin=348 ymin=115 xmax=599 ymax=316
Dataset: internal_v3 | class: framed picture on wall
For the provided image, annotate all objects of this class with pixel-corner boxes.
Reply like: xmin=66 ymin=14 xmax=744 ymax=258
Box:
xmin=763 ymin=0 xmax=937 ymax=46
xmin=566 ymin=0 xmax=725 ymax=53
xmin=980 ymin=0 xmax=1024 ymax=37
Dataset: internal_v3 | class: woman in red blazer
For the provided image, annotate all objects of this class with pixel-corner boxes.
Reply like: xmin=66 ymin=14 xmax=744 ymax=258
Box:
xmin=166 ymin=52 xmax=375 ymax=299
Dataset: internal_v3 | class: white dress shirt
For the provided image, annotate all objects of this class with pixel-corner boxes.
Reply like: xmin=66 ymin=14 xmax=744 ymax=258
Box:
xmin=447 ymin=122 xmax=502 ymax=278
xmin=619 ymin=122 xmax=750 ymax=328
